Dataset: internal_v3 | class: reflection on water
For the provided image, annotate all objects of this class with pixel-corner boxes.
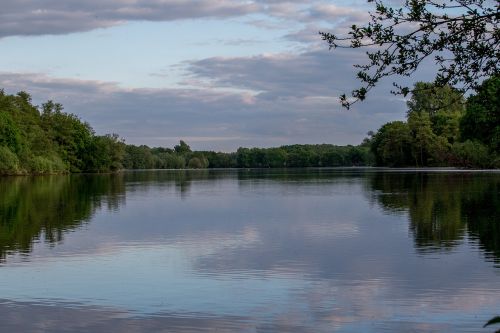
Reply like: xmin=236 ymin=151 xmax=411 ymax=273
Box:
xmin=0 ymin=169 xmax=499 ymax=332
xmin=0 ymin=174 xmax=125 ymax=260
xmin=368 ymin=172 xmax=500 ymax=261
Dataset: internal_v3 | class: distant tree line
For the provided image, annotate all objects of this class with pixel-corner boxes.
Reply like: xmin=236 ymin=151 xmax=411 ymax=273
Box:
xmin=0 ymin=89 xmax=373 ymax=175
xmin=368 ymin=76 xmax=499 ymax=168
xmin=0 ymin=76 xmax=497 ymax=175
xmin=122 ymin=141 xmax=373 ymax=170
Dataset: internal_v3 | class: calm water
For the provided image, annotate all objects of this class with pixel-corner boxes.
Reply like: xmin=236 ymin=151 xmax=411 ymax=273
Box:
xmin=0 ymin=169 xmax=499 ymax=332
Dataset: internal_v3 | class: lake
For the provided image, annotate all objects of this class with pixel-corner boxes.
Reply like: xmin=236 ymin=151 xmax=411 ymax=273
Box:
xmin=0 ymin=169 xmax=499 ymax=332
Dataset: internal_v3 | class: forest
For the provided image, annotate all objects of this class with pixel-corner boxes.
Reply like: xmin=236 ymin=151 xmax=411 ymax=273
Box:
xmin=368 ymin=76 xmax=499 ymax=168
xmin=0 ymin=75 xmax=498 ymax=175
xmin=0 ymin=89 xmax=372 ymax=175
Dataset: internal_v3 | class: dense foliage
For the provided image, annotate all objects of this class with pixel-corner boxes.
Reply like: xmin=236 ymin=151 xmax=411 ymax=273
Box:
xmin=321 ymin=0 xmax=499 ymax=108
xmin=1 ymin=77 xmax=498 ymax=174
xmin=120 ymin=142 xmax=373 ymax=170
xmin=369 ymin=77 xmax=499 ymax=168
xmin=0 ymin=90 xmax=124 ymax=175
xmin=0 ymin=90 xmax=372 ymax=175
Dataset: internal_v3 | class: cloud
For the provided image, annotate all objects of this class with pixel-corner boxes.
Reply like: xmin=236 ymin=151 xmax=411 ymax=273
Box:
xmin=1 ymin=27 xmax=431 ymax=152
xmin=186 ymin=49 xmax=366 ymax=98
xmin=0 ymin=0 xmax=375 ymax=39
xmin=307 ymin=3 xmax=371 ymax=23
xmin=0 ymin=0 xmax=260 ymax=38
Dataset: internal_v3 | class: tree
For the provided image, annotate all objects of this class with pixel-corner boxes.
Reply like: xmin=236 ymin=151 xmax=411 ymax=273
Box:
xmin=371 ymin=121 xmax=413 ymax=166
xmin=174 ymin=140 xmax=191 ymax=154
xmin=321 ymin=0 xmax=499 ymax=108
xmin=408 ymin=111 xmax=436 ymax=166
xmin=0 ymin=112 xmax=21 ymax=153
xmin=85 ymin=134 xmax=125 ymax=172
xmin=407 ymin=82 xmax=465 ymax=144
xmin=460 ymin=75 xmax=500 ymax=152
xmin=41 ymin=106 xmax=94 ymax=172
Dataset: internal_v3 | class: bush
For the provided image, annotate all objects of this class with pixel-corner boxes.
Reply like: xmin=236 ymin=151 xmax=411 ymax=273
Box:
xmin=0 ymin=146 xmax=20 ymax=174
xmin=28 ymin=155 xmax=68 ymax=174
xmin=187 ymin=156 xmax=209 ymax=169
xmin=451 ymin=140 xmax=490 ymax=168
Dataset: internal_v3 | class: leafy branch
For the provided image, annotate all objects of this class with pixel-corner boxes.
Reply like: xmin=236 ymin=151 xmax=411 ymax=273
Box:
xmin=320 ymin=0 xmax=499 ymax=108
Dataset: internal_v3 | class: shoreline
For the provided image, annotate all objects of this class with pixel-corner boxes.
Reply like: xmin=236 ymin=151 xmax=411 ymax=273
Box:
xmin=2 ymin=166 xmax=500 ymax=177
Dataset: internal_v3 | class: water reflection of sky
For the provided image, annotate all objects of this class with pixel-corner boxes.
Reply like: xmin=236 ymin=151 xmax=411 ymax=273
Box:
xmin=0 ymin=170 xmax=499 ymax=332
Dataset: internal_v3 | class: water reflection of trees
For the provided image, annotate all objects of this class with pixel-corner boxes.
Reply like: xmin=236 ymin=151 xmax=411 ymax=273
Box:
xmin=124 ymin=169 xmax=213 ymax=198
xmin=2 ymin=169 xmax=498 ymax=264
xmin=368 ymin=172 xmax=500 ymax=262
xmin=0 ymin=174 xmax=125 ymax=260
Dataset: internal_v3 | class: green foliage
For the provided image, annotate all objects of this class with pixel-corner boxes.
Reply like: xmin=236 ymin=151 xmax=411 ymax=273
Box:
xmin=371 ymin=121 xmax=412 ymax=166
xmin=371 ymin=79 xmax=498 ymax=168
xmin=266 ymin=148 xmax=288 ymax=168
xmin=41 ymin=106 xmax=94 ymax=172
xmin=408 ymin=111 xmax=438 ymax=166
xmin=174 ymin=140 xmax=191 ymax=154
xmin=0 ymin=146 xmax=20 ymax=174
xmin=2 ymin=79 xmax=497 ymax=175
xmin=451 ymin=140 xmax=491 ymax=168
xmin=187 ymin=157 xmax=208 ymax=169
xmin=28 ymin=155 xmax=67 ymax=174
xmin=407 ymin=83 xmax=464 ymax=116
xmin=164 ymin=154 xmax=186 ymax=169
xmin=232 ymin=144 xmax=372 ymax=168
xmin=121 ymin=143 xmax=373 ymax=170
xmin=85 ymin=134 xmax=125 ymax=172
xmin=407 ymin=82 xmax=465 ymax=144
xmin=201 ymin=151 xmax=237 ymax=168
xmin=0 ymin=112 xmax=21 ymax=153
xmin=460 ymin=75 xmax=500 ymax=152
xmin=123 ymin=145 xmax=155 ymax=169
xmin=0 ymin=90 xmax=125 ymax=175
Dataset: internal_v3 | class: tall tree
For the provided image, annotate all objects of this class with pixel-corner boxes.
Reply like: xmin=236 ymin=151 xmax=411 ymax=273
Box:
xmin=407 ymin=82 xmax=465 ymax=144
xmin=371 ymin=121 xmax=412 ymax=166
xmin=174 ymin=140 xmax=191 ymax=154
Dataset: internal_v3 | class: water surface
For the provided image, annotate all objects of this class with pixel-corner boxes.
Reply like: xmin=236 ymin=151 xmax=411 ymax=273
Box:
xmin=0 ymin=169 xmax=499 ymax=332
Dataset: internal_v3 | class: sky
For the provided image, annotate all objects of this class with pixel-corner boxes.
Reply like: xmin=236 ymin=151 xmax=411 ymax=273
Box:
xmin=0 ymin=0 xmax=428 ymax=151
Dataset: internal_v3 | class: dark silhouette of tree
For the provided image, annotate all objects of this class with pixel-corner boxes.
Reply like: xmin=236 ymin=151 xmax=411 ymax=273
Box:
xmin=321 ymin=0 xmax=499 ymax=108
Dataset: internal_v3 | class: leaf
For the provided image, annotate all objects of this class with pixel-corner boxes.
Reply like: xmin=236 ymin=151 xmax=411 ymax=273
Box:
xmin=484 ymin=316 xmax=500 ymax=328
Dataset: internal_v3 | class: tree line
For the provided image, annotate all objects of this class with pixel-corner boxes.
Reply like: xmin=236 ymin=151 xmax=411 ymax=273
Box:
xmin=368 ymin=76 xmax=499 ymax=168
xmin=0 ymin=89 xmax=372 ymax=175
xmin=0 ymin=76 xmax=497 ymax=175
xmin=122 ymin=141 xmax=373 ymax=170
